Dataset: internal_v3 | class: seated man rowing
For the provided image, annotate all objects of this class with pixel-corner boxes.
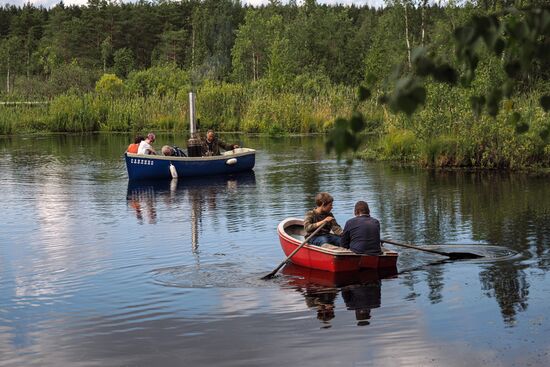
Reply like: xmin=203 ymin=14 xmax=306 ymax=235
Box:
xmin=304 ymin=192 xmax=342 ymax=247
xmin=201 ymin=129 xmax=239 ymax=156
xmin=340 ymin=201 xmax=382 ymax=255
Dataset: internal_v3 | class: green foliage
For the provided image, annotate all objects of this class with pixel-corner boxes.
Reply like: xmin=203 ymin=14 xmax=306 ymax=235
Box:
xmin=266 ymin=36 xmax=295 ymax=92
xmin=231 ymin=11 xmax=283 ymax=83
xmin=379 ymin=129 xmax=418 ymax=161
xmin=113 ymin=48 xmax=135 ymax=78
xmin=95 ymin=74 xmax=124 ymax=98
xmin=48 ymin=94 xmax=100 ymax=132
xmin=100 ymin=36 xmax=113 ymax=72
xmin=0 ymin=1 xmax=549 ymax=169
xmin=241 ymin=91 xmax=330 ymax=134
xmin=153 ymin=29 xmax=187 ymax=67
xmin=195 ymin=81 xmax=247 ymax=131
xmin=48 ymin=62 xmax=99 ymax=96
xmin=125 ymin=65 xmax=190 ymax=97
xmin=420 ymin=135 xmax=465 ymax=167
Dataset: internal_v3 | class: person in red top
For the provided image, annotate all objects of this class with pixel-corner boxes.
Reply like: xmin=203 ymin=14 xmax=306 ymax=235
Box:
xmin=127 ymin=135 xmax=144 ymax=154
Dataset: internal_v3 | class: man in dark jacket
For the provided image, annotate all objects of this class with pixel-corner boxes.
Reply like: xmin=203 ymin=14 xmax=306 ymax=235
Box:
xmin=340 ymin=201 xmax=382 ymax=255
xmin=201 ymin=129 xmax=239 ymax=156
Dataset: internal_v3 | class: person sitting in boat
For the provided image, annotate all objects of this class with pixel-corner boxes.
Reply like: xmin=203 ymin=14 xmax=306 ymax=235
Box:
xmin=304 ymin=192 xmax=343 ymax=247
xmin=138 ymin=133 xmax=157 ymax=155
xmin=201 ymin=129 xmax=239 ymax=156
xmin=340 ymin=201 xmax=382 ymax=255
xmin=127 ymin=135 xmax=144 ymax=154
xmin=161 ymin=145 xmax=187 ymax=157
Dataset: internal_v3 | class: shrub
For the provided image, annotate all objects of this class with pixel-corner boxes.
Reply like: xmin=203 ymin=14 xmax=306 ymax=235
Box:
xmin=95 ymin=74 xmax=124 ymax=98
xmin=378 ymin=129 xmax=418 ymax=161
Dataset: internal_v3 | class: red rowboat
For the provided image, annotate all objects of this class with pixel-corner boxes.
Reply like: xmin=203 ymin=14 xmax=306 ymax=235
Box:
xmin=278 ymin=218 xmax=398 ymax=272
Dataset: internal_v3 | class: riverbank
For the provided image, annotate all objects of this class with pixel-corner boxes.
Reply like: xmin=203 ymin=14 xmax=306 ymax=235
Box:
xmin=1 ymin=80 xmax=548 ymax=170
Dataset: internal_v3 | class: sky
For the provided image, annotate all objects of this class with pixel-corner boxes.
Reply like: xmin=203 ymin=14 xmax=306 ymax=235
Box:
xmin=0 ymin=0 xmax=385 ymax=9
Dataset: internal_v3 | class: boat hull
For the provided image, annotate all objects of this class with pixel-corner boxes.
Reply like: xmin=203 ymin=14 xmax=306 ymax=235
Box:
xmin=278 ymin=218 xmax=398 ymax=272
xmin=125 ymin=148 xmax=255 ymax=180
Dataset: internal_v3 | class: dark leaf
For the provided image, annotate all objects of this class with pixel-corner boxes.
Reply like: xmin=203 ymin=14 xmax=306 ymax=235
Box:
xmin=358 ymin=86 xmax=371 ymax=102
xmin=470 ymin=96 xmax=484 ymax=117
xmin=510 ymin=112 xmax=521 ymax=124
xmin=414 ymin=55 xmax=435 ymax=77
xmin=493 ymin=38 xmax=505 ymax=55
xmin=411 ymin=86 xmax=427 ymax=105
xmin=515 ymin=122 xmax=529 ymax=134
xmin=503 ymin=80 xmax=515 ymax=98
xmin=392 ymin=95 xmax=417 ymax=116
xmin=334 ymin=117 xmax=348 ymax=129
xmin=540 ymin=128 xmax=549 ymax=141
xmin=489 ymin=15 xmax=500 ymax=30
xmin=350 ymin=135 xmax=361 ymax=151
xmin=540 ymin=95 xmax=550 ymax=111
xmin=350 ymin=112 xmax=365 ymax=133
xmin=365 ymin=73 xmax=377 ymax=86
xmin=487 ymin=101 xmax=499 ymax=117
xmin=433 ymin=64 xmax=458 ymax=85
xmin=504 ymin=60 xmax=521 ymax=78
xmin=378 ymin=94 xmax=389 ymax=105
xmin=481 ymin=28 xmax=497 ymax=49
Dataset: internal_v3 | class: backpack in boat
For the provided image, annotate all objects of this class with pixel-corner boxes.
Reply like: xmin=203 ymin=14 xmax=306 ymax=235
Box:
xmin=172 ymin=146 xmax=187 ymax=157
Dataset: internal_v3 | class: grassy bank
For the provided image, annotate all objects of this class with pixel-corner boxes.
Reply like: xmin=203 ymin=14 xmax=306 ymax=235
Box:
xmin=1 ymin=75 xmax=548 ymax=170
xmin=359 ymin=82 xmax=550 ymax=169
xmin=0 ymin=82 xmax=358 ymax=136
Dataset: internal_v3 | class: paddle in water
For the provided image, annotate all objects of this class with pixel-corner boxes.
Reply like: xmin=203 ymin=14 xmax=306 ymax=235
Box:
xmin=262 ymin=222 xmax=327 ymax=280
xmin=381 ymin=239 xmax=483 ymax=260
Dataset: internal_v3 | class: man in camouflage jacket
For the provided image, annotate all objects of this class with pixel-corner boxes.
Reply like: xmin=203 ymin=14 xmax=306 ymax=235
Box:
xmin=201 ymin=129 xmax=239 ymax=156
xmin=304 ymin=192 xmax=343 ymax=247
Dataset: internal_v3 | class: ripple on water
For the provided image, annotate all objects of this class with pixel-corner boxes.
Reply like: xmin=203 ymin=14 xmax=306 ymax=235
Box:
xmin=425 ymin=244 xmax=519 ymax=262
xmin=150 ymin=263 xmax=273 ymax=288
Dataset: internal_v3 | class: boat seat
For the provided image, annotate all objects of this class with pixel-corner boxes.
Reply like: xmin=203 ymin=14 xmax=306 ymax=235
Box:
xmin=320 ymin=244 xmax=355 ymax=253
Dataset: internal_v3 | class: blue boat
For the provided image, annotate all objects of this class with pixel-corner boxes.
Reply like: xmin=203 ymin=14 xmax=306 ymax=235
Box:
xmin=125 ymin=148 xmax=256 ymax=180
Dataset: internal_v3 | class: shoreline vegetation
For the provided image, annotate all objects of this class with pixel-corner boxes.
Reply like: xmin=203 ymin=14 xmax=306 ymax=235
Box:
xmin=0 ymin=1 xmax=548 ymax=170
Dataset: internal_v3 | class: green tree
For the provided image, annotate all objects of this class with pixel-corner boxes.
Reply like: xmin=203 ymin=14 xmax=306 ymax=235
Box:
xmin=266 ymin=36 xmax=295 ymax=91
xmin=0 ymin=36 xmax=24 ymax=93
xmin=231 ymin=11 xmax=283 ymax=82
xmin=153 ymin=28 xmax=187 ymax=66
xmin=101 ymin=35 xmax=113 ymax=72
xmin=113 ymin=47 xmax=135 ymax=78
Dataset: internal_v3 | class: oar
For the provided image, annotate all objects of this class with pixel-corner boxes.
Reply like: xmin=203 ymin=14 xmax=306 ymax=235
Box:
xmin=262 ymin=222 xmax=327 ymax=280
xmin=381 ymin=239 xmax=483 ymax=260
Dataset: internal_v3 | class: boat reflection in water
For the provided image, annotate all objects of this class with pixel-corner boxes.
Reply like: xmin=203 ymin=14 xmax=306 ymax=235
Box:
xmin=126 ymin=172 xmax=256 ymax=250
xmin=282 ymin=263 xmax=397 ymax=327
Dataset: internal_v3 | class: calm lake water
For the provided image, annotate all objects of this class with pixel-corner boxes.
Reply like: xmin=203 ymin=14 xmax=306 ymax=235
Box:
xmin=1 ymin=133 xmax=550 ymax=366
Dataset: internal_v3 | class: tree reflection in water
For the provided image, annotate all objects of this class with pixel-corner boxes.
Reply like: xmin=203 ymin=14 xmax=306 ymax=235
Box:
xmin=479 ymin=262 xmax=529 ymax=326
xmin=282 ymin=263 xmax=395 ymax=328
xmin=370 ymin=168 xmax=550 ymax=325
xmin=126 ymin=172 xmax=256 ymax=251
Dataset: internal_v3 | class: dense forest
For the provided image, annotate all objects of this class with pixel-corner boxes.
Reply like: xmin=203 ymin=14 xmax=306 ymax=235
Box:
xmin=0 ymin=0 xmax=549 ymax=168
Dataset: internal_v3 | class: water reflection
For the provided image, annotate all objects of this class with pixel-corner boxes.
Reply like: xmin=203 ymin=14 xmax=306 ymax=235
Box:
xmin=3 ymin=134 xmax=550 ymax=366
xmin=479 ymin=261 xmax=529 ymax=326
xmin=282 ymin=263 xmax=395 ymax=328
xmin=126 ymin=172 xmax=256 ymax=250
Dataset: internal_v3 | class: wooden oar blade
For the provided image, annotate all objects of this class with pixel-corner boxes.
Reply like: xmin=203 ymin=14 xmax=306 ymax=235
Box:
xmin=447 ymin=252 xmax=484 ymax=260
xmin=261 ymin=271 xmax=278 ymax=280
